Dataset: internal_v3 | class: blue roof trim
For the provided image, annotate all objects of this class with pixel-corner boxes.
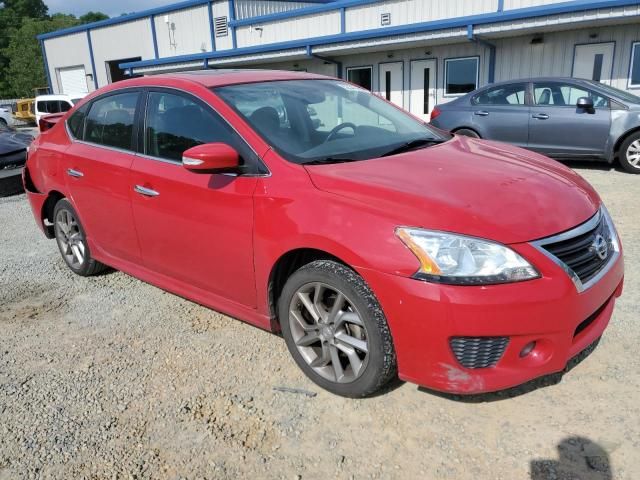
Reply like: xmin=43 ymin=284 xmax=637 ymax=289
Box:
xmin=120 ymin=0 xmax=639 ymax=70
xmin=37 ymin=0 xmax=337 ymax=40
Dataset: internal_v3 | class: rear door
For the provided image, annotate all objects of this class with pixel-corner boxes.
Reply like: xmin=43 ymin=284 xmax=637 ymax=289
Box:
xmin=528 ymin=81 xmax=611 ymax=158
xmin=63 ymin=90 xmax=142 ymax=263
xmin=129 ymin=89 xmax=260 ymax=307
xmin=469 ymin=82 xmax=530 ymax=147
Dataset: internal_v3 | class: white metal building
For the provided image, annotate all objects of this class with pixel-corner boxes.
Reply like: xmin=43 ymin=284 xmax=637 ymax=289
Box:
xmin=39 ymin=0 xmax=640 ymax=120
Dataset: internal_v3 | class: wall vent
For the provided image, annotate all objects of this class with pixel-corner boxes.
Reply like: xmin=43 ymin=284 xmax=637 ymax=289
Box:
xmin=214 ymin=16 xmax=229 ymax=37
xmin=381 ymin=12 xmax=391 ymax=26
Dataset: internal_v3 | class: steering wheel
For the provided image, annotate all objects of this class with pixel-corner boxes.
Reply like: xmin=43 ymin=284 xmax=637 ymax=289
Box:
xmin=324 ymin=122 xmax=357 ymax=143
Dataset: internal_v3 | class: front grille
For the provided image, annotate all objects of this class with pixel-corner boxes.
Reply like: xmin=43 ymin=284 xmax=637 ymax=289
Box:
xmin=540 ymin=213 xmax=614 ymax=286
xmin=450 ymin=336 xmax=509 ymax=369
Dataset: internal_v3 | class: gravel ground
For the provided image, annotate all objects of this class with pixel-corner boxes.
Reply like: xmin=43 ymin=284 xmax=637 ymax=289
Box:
xmin=1 ymin=163 xmax=639 ymax=479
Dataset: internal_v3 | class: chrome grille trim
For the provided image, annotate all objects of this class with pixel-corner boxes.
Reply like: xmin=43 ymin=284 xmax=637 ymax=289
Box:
xmin=530 ymin=207 xmax=620 ymax=293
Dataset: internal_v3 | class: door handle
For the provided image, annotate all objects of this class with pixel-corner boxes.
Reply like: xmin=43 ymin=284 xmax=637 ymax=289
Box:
xmin=67 ymin=168 xmax=83 ymax=178
xmin=532 ymin=113 xmax=549 ymax=120
xmin=474 ymin=111 xmax=490 ymax=116
xmin=134 ymin=185 xmax=160 ymax=197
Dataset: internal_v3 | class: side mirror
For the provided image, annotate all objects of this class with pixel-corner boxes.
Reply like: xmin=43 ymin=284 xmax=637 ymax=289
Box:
xmin=576 ymin=97 xmax=594 ymax=110
xmin=182 ymin=143 xmax=240 ymax=173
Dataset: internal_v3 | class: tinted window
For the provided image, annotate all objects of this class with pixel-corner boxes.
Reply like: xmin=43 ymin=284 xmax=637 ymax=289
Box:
xmin=445 ymin=58 xmax=478 ymax=95
xmin=37 ymin=100 xmax=63 ymax=114
xmin=533 ymin=82 xmax=609 ymax=108
xmin=145 ymin=91 xmax=249 ymax=164
xmin=472 ymin=84 xmax=527 ymax=105
xmin=85 ymin=92 xmax=139 ymax=150
xmin=67 ymin=104 xmax=89 ymax=139
xmin=347 ymin=67 xmax=372 ymax=91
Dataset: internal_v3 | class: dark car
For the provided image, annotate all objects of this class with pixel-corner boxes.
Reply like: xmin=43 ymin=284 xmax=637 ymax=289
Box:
xmin=0 ymin=124 xmax=34 ymax=196
xmin=430 ymin=77 xmax=640 ymax=174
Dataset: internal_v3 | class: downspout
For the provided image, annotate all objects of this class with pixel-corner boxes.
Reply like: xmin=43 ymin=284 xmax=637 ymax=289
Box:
xmin=307 ymin=47 xmax=343 ymax=79
xmin=467 ymin=24 xmax=496 ymax=84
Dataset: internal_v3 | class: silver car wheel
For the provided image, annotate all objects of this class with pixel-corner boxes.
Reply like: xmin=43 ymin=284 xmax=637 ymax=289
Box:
xmin=289 ymin=282 xmax=369 ymax=384
xmin=626 ymin=140 xmax=640 ymax=168
xmin=55 ymin=209 xmax=86 ymax=268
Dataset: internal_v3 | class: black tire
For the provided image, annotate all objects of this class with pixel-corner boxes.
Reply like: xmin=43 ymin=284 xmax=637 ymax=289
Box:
xmin=618 ymin=132 xmax=640 ymax=174
xmin=454 ymin=128 xmax=481 ymax=138
xmin=53 ymin=198 xmax=108 ymax=276
xmin=0 ymin=169 xmax=24 ymax=197
xmin=278 ymin=260 xmax=397 ymax=397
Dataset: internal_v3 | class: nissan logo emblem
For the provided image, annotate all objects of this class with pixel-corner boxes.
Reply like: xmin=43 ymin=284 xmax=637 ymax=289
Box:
xmin=592 ymin=234 xmax=609 ymax=261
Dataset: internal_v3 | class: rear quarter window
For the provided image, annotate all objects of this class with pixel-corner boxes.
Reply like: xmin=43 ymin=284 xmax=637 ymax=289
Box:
xmin=84 ymin=92 xmax=139 ymax=151
xmin=67 ymin=104 xmax=89 ymax=140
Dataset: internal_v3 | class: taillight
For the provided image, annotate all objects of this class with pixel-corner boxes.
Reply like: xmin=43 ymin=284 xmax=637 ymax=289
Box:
xmin=39 ymin=117 xmax=54 ymax=133
xmin=430 ymin=106 xmax=442 ymax=121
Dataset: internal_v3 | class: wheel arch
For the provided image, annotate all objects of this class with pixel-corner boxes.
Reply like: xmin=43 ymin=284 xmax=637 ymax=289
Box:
xmin=452 ymin=126 xmax=482 ymax=138
xmin=41 ymin=190 xmax=66 ymax=239
xmin=612 ymin=126 xmax=640 ymax=161
xmin=267 ymin=248 xmax=352 ymax=332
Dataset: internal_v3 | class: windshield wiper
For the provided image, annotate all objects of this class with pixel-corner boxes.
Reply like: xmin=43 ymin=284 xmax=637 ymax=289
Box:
xmin=303 ymin=156 xmax=360 ymax=165
xmin=381 ymin=138 xmax=444 ymax=157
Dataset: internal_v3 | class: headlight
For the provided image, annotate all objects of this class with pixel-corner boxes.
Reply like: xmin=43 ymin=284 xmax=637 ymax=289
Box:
xmin=396 ymin=228 xmax=539 ymax=285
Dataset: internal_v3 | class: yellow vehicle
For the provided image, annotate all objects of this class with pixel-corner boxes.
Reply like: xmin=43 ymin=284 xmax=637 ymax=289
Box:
xmin=13 ymin=99 xmax=36 ymax=123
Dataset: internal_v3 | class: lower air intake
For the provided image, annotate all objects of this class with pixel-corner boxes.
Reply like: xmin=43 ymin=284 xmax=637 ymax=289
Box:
xmin=449 ymin=336 xmax=509 ymax=369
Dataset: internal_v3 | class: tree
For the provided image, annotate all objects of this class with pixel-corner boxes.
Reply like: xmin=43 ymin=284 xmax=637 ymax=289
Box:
xmin=79 ymin=11 xmax=109 ymax=24
xmin=2 ymin=14 xmax=78 ymax=97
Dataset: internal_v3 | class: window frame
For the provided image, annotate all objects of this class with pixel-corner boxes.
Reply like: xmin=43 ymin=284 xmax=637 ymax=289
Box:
xmin=532 ymin=81 xmax=611 ymax=109
xmin=628 ymin=41 xmax=640 ymax=89
xmin=471 ymin=82 xmax=530 ymax=107
xmin=346 ymin=65 xmax=374 ymax=91
xmin=66 ymin=87 xmax=143 ymax=154
xmin=138 ymin=87 xmax=268 ymax=175
xmin=443 ymin=56 xmax=480 ymax=97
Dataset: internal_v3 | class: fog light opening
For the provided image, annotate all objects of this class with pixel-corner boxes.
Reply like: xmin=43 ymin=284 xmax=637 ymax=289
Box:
xmin=520 ymin=341 xmax=536 ymax=358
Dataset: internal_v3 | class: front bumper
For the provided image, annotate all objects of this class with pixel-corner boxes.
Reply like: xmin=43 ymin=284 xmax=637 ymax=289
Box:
xmin=359 ymin=241 xmax=624 ymax=394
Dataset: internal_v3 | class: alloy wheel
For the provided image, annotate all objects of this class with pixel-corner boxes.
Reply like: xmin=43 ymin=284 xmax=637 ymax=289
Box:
xmin=55 ymin=209 xmax=86 ymax=269
xmin=288 ymin=282 xmax=369 ymax=383
xmin=626 ymin=140 xmax=640 ymax=169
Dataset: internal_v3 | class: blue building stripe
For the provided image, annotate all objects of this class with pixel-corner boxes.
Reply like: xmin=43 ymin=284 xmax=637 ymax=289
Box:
xmin=39 ymin=39 xmax=53 ymax=93
xmin=208 ymin=0 xmax=216 ymax=52
xmin=150 ymin=16 xmax=159 ymax=59
xmin=86 ymin=31 xmax=98 ymax=90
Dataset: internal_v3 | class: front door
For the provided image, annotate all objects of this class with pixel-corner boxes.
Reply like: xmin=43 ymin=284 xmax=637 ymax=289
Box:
xmin=409 ymin=59 xmax=437 ymax=121
xmin=379 ymin=62 xmax=404 ymax=108
xmin=129 ymin=90 xmax=258 ymax=307
xmin=528 ymin=81 xmax=611 ymax=158
xmin=573 ymin=42 xmax=615 ymax=85
xmin=63 ymin=90 xmax=142 ymax=264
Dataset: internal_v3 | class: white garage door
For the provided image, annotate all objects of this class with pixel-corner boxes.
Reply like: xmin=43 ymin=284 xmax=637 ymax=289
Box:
xmin=58 ymin=66 xmax=88 ymax=95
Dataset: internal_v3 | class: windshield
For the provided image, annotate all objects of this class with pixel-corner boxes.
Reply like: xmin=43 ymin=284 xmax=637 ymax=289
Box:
xmin=214 ymin=79 xmax=450 ymax=164
xmin=587 ymin=81 xmax=640 ymax=104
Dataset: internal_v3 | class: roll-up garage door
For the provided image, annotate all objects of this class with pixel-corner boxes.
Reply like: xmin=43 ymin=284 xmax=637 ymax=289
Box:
xmin=58 ymin=66 xmax=88 ymax=95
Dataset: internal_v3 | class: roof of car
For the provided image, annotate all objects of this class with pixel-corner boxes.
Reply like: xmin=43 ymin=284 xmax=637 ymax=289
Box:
xmin=153 ymin=69 xmax=329 ymax=87
xmin=477 ymin=77 xmax=602 ymax=89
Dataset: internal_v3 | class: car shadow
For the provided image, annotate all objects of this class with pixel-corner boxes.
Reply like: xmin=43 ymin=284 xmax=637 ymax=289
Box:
xmin=417 ymin=337 xmax=600 ymax=403
xmin=530 ymin=437 xmax=612 ymax=480
xmin=563 ymin=160 xmax=623 ymax=173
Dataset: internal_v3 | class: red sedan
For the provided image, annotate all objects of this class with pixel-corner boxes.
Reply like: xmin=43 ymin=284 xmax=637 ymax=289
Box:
xmin=24 ymin=71 xmax=624 ymax=397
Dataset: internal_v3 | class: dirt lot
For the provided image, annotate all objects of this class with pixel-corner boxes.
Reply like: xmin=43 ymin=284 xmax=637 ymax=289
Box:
xmin=0 ymin=164 xmax=639 ymax=479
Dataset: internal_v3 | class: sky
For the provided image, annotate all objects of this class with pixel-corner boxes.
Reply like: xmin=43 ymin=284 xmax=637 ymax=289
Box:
xmin=45 ymin=0 xmax=175 ymax=17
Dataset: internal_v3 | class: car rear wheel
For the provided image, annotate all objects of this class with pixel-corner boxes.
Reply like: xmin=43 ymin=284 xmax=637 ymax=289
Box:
xmin=619 ymin=133 xmax=640 ymax=174
xmin=53 ymin=199 xmax=107 ymax=276
xmin=278 ymin=260 xmax=397 ymax=397
xmin=454 ymin=128 xmax=480 ymax=138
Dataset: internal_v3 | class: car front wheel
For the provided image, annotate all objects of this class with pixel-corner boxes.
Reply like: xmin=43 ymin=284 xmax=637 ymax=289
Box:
xmin=279 ymin=260 xmax=397 ymax=397
xmin=53 ymin=199 xmax=107 ymax=276
xmin=619 ymin=133 xmax=640 ymax=174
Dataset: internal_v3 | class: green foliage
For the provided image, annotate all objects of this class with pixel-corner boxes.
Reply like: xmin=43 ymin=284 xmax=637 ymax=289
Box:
xmin=0 ymin=3 xmax=111 ymax=98
xmin=79 ymin=11 xmax=109 ymax=24
xmin=2 ymin=15 xmax=80 ymax=97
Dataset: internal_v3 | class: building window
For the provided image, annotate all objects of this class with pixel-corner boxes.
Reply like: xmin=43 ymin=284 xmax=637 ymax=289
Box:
xmin=444 ymin=57 xmax=479 ymax=95
xmin=629 ymin=42 xmax=640 ymax=88
xmin=346 ymin=66 xmax=372 ymax=91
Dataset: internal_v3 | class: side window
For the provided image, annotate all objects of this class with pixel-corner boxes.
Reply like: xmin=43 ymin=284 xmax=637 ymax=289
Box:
xmin=145 ymin=91 xmax=256 ymax=166
xmin=534 ymin=83 xmax=609 ymax=108
xmin=60 ymin=101 xmax=73 ymax=113
xmin=472 ymin=84 xmax=527 ymax=106
xmin=84 ymin=92 xmax=139 ymax=151
xmin=67 ymin=103 xmax=89 ymax=140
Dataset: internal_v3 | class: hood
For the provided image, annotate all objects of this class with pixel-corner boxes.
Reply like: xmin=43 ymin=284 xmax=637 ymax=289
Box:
xmin=0 ymin=132 xmax=31 ymax=155
xmin=304 ymin=136 xmax=600 ymax=244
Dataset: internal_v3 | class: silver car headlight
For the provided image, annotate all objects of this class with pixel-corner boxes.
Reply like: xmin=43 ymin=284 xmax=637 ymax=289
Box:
xmin=396 ymin=228 xmax=539 ymax=285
